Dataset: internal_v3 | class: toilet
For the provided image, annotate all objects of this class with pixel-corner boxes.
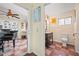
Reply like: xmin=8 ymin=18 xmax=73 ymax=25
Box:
xmin=61 ymin=34 xmax=69 ymax=47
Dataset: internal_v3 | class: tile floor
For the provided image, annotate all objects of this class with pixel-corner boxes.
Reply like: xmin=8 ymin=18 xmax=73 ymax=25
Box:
xmin=24 ymin=52 xmax=37 ymax=56
xmin=0 ymin=39 xmax=27 ymax=56
xmin=45 ymin=41 xmax=79 ymax=56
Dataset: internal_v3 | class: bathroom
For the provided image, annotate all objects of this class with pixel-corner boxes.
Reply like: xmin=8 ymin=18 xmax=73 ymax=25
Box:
xmin=45 ymin=3 xmax=79 ymax=56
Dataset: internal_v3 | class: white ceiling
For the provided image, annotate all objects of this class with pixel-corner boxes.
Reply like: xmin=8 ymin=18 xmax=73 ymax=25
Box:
xmin=16 ymin=3 xmax=32 ymax=10
xmin=45 ymin=3 xmax=76 ymax=17
xmin=0 ymin=3 xmax=75 ymax=21
xmin=0 ymin=3 xmax=30 ymax=21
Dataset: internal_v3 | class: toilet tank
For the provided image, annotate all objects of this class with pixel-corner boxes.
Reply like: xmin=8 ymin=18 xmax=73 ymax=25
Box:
xmin=61 ymin=34 xmax=69 ymax=42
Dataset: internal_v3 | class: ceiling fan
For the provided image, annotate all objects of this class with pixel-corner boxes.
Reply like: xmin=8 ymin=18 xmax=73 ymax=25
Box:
xmin=0 ymin=9 xmax=20 ymax=19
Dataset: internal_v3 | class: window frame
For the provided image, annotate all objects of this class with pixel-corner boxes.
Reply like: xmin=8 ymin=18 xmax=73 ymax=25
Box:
xmin=58 ymin=18 xmax=65 ymax=25
xmin=64 ymin=16 xmax=72 ymax=25
xmin=58 ymin=16 xmax=72 ymax=25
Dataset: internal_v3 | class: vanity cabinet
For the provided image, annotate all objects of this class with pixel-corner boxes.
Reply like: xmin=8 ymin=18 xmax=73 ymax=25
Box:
xmin=45 ymin=32 xmax=53 ymax=48
xmin=0 ymin=39 xmax=4 ymax=53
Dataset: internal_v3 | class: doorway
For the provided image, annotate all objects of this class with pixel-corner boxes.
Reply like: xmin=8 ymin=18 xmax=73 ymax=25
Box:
xmin=0 ymin=4 xmax=30 ymax=56
xmin=45 ymin=3 xmax=79 ymax=56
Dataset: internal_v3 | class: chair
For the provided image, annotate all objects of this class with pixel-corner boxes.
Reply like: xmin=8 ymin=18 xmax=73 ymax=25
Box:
xmin=0 ymin=30 xmax=17 ymax=53
xmin=12 ymin=32 xmax=17 ymax=48
xmin=0 ymin=32 xmax=5 ymax=52
xmin=0 ymin=40 xmax=4 ymax=52
xmin=45 ymin=32 xmax=53 ymax=48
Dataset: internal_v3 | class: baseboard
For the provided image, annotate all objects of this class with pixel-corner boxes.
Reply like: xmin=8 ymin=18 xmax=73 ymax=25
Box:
xmin=67 ymin=44 xmax=75 ymax=47
xmin=75 ymin=50 xmax=79 ymax=54
xmin=53 ymin=41 xmax=62 ymax=45
xmin=53 ymin=40 xmax=75 ymax=47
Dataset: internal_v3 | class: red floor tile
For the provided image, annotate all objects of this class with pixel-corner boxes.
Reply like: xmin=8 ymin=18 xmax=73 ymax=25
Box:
xmin=0 ymin=39 xmax=27 ymax=56
xmin=45 ymin=41 xmax=79 ymax=56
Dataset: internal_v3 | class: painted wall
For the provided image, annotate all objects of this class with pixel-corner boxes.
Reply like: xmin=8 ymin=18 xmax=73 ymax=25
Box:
xmin=17 ymin=20 xmax=27 ymax=39
xmin=52 ymin=10 xmax=75 ymax=45
xmin=74 ymin=4 xmax=79 ymax=53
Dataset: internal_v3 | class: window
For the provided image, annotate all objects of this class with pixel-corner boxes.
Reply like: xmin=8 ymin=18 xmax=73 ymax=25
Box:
xmin=58 ymin=17 xmax=72 ymax=25
xmin=32 ymin=6 xmax=41 ymax=22
xmin=65 ymin=17 xmax=71 ymax=24
xmin=58 ymin=18 xmax=65 ymax=25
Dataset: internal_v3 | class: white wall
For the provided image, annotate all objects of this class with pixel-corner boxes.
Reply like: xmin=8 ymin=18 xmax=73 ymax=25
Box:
xmin=74 ymin=4 xmax=79 ymax=53
xmin=17 ymin=20 xmax=27 ymax=39
xmin=53 ymin=10 xmax=75 ymax=45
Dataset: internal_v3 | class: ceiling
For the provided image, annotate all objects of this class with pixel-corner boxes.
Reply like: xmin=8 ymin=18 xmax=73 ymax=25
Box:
xmin=0 ymin=3 xmax=74 ymax=21
xmin=0 ymin=3 xmax=31 ymax=21
xmin=45 ymin=3 xmax=76 ymax=17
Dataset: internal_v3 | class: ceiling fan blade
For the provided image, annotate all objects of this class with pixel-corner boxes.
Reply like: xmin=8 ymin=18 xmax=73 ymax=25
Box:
xmin=13 ymin=14 xmax=19 ymax=16
xmin=12 ymin=16 xmax=20 ymax=19
xmin=15 ymin=17 xmax=20 ymax=19
xmin=0 ymin=10 xmax=7 ymax=13
xmin=0 ymin=9 xmax=20 ymax=19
